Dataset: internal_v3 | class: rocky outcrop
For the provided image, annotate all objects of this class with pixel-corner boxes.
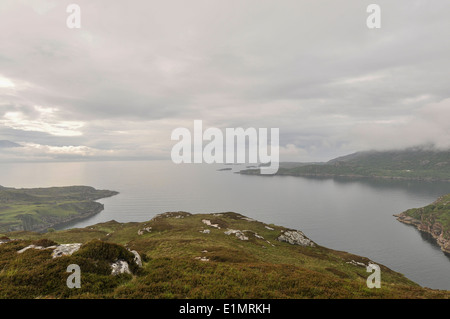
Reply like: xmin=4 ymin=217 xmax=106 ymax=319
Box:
xmin=111 ymin=260 xmax=131 ymax=275
xmin=429 ymin=223 xmax=450 ymax=254
xmin=277 ymin=230 xmax=315 ymax=247
xmin=52 ymin=243 xmax=82 ymax=258
xmin=394 ymin=214 xmax=421 ymax=227
xmin=224 ymin=229 xmax=248 ymax=241
xmin=194 ymin=256 xmax=210 ymax=262
xmin=395 ymin=208 xmax=450 ymax=255
xmin=138 ymin=227 xmax=152 ymax=235
xmin=110 ymin=249 xmax=143 ymax=275
xmin=202 ymin=219 xmax=220 ymax=229
xmin=17 ymin=244 xmax=51 ymax=254
xmin=346 ymin=260 xmax=366 ymax=267
xmin=16 ymin=243 xmax=82 ymax=257
xmin=15 ymin=241 xmax=143 ymax=275
xmin=17 ymin=243 xmax=142 ymax=276
xmin=130 ymin=250 xmax=142 ymax=268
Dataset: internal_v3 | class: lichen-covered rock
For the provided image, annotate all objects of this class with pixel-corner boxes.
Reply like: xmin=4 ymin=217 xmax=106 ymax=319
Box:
xmin=224 ymin=229 xmax=248 ymax=241
xmin=16 ymin=243 xmax=82 ymax=256
xmin=18 ymin=239 xmax=144 ymax=275
xmin=130 ymin=250 xmax=142 ymax=267
xmin=202 ymin=219 xmax=220 ymax=229
xmin=51 ymin=243 xmax=82 ymax=258
xmin=110 ymin=260 xmax=131 ymax=275
xmin=346 ymin=260 xmax=366 ymax=267
xmin=254 ymin=233 xmax=264 ymax=240
xmin=138 ymin=227 xmax=152 ymax=235
xmin=277 ymin=230 xmax=315 ymax=247
xmin=17 ymin=244 xmax=46 ymax=254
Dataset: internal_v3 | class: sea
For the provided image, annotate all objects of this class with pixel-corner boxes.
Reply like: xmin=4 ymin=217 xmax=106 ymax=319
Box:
xmin=1 ymin=160 xmax=450 ymax=290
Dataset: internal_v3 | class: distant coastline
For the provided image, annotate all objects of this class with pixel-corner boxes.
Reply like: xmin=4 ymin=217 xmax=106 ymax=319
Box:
xmin=0 ymin=186 xmax=118 ymax=233
xmin=239 ymin=149 xmax=450 ymax=182
xmin=30 ymin=202 xmax=107 ymax=233
xmin=240 ymin=169 xmax=450 ymax=182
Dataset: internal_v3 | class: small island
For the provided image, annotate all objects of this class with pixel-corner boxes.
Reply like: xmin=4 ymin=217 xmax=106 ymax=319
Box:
xmin=0 ymin=185 xmax=118 ymax=233
xmin=395 ymin=193 xmax=450 ymax=254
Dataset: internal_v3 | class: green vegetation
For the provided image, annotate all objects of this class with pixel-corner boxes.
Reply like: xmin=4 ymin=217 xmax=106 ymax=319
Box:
xmin=0 ymin=238 xmax=134 ymax=298
xmin=0 ymin=211 xmax=448 ymax=299
xmin=396 ymin=194 xmax=450 ymax=254
xmin=0 ymin=186 xmax=118 ymax=233
xmin=241 ymin=148 xmax=450 ymax=181
xmin=404 ymin=194 xmax=450 ymax=230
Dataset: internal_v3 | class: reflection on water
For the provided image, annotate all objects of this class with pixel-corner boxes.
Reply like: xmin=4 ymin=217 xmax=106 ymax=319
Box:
xmin=290 ymin=175 xmax=450 ymax=260
xmin=416 ymin=229 xmax=450 ymax=262
xmin=302 ymin=175 xmax=450 ymax=199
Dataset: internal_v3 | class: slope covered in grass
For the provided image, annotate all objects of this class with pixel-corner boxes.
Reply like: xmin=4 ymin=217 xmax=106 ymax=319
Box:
xmin=1 ymin=211 xmax=448 ymax=299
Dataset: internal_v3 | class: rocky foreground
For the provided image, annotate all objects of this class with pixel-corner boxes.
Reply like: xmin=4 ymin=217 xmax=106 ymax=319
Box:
xmin=0 ymin=211 xmax=449 ymax=299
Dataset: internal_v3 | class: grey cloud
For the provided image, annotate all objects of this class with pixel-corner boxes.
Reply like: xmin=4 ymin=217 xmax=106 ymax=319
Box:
xmin=0 ymin=0 xmax=449 ymax=162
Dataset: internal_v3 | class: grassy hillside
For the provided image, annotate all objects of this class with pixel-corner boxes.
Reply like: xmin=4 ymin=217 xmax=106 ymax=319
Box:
xmin=241 ymin=149 xmax=450 ymax=181
xmin=0 ymin=186 xmax=118 ymax=233
xmin=0 ymin=211 xmax=448 ymax=299
xmin=396 ymin=193 xmax=450 ymax=254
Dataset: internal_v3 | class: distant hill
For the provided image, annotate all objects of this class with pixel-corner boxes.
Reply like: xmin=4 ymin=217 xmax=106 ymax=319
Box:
xmin=241 ymin=148 xmax=450 ymax=181
xmin=0 ymin=140 xmax=21 ymax=148
xmin=328 ymin=149 xmax=450 ymax=168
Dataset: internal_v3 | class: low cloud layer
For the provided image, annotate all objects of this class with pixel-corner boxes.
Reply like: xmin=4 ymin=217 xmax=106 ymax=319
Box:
xmin=0 ymin=0 xmax=449 ymax=162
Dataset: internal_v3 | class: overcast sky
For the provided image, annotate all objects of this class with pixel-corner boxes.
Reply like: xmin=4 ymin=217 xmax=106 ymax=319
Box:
xmin=0 ymin=0 xmax=449 ymax=162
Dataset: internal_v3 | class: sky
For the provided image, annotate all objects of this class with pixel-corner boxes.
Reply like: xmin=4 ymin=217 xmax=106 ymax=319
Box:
xmin=0 ymin=0 xmax=449 ymax=163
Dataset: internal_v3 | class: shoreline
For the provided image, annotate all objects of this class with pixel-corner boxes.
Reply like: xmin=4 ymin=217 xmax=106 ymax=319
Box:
xmin=394 ymin=212 xmax=450 ymax=255
xmin=239 ymin=170 xmax=450 ymax=182
xmin=34 ymin=202 xmax=107 ymax=233
xmin=1 ymin=187 xmax=119 ymax=233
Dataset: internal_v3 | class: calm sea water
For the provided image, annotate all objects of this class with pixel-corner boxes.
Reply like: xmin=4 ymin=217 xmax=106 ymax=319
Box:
xmin=1 ymin=160 xmax=450 ymax=290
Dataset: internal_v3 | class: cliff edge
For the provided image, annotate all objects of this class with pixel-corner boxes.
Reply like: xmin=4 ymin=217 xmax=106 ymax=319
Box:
xmin=395 ymin=194 xmax=450 ymax=254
